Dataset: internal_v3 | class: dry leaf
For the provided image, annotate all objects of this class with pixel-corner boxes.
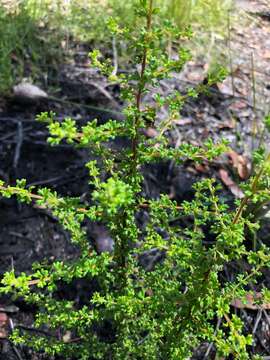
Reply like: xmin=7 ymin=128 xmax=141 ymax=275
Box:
xmin=230 ymin=100 xmax=247 ymax=110
xmin=219 ymin=169 xmax=244 ymax=198
xmin=0 ymin=312 xmax=9 ymax=339
xmin=194 ymin=163 xmax=209 ymax=173
xmin=227 ymin=151 xmax=250 ymax=180
xmin=231 ymin=292 xmax=270 ymax=310
xmin=218 ymin=119 xmax=235 ymax=130
xmin=0 ymin=330 xmax=7 ymax=339
xmin=217 ymin=82 xmax=234 ymax=96
xmin=143 ymin=127 xmax=158 ymax=138
xmin=173 ymin=118 xmax=192 ymax=126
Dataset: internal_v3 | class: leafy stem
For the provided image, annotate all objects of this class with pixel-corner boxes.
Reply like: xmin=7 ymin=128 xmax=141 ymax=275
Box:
xmin=131 ymin=0 xmax=153 ymax=173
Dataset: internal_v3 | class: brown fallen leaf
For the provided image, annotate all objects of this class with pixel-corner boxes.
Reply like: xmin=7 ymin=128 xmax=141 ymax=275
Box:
xmin=194 ymin=163 xmax=209 ymax=174
xmin=173 ymin=118 xmax=192 ymax=126
xmin=218 ymin=119 xmax=235 ymax=130
xmin=218 ymin=169 xmax=244 ymax=198
xmin=231 ymin=292 xmax=270 ymax=310
xmin=143 ymin=127 xmax=158 ymax=138
xmin=217 ymin=82 xmax=234 ymax=96
xmin=0 ymin=312 xmax=9 ymax=338
xmin=229 ymin=100 xmax=247 ymax=110
xmin=227 ymin=151 xmax=250 ymax=180
xmin=219 ymin=168 xmax=234 ymax=187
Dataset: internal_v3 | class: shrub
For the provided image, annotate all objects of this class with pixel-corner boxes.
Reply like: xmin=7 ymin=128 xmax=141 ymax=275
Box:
xmin=1 ymin=1 xmax=270 ymax=359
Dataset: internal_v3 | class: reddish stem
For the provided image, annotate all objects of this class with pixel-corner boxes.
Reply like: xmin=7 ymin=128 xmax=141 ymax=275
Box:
xmin=131 ymin=0 xmax=153 ymax=169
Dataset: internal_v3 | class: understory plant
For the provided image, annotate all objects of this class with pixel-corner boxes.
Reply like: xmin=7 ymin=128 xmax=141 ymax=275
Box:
xmin=0 ymin=2 xmax=64 ymax=93
xmin=1 ymin=0 xmax=234 ymax=92
xmin=1 ymin=1 xmax=270 ymax=359
xmin=58 ymin=0 xmax=234 ymax=68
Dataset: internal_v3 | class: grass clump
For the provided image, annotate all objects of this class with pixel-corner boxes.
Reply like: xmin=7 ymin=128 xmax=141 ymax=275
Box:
xmin=0 ymin=1 xmax=64 ymax=93
xmin=1 ymin=1 xmax=270 ymax=359
xmin=0 ymin=0 xmax=234 ymax=93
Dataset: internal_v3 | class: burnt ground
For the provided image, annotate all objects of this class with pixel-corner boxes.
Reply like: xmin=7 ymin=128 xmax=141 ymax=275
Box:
xmin=1 ymin=0 xmax=270 ymax=359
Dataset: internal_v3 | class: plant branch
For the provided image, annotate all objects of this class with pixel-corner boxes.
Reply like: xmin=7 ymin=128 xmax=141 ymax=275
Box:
xmin=131 ymin=0 xmax=153 ymax=170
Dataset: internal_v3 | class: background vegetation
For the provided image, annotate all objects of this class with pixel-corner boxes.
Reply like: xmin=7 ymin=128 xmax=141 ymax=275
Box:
xmin=0 ymin=0 xmax=234 ymax=93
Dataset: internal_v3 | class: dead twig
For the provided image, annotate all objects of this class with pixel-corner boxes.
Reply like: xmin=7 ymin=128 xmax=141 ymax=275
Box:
xmin=9 ymin=341 xmax=24 ymax=360
xmin=16 ymin=324 xmax=55 ymax=338
xmin=262 ymin=308 xmax=270 ymax=328
xmin=13 ymin=121 xmax=23 ymax=169
xmin=88 ymin=81 xmax=120 ymax=109
xmin=0 ymin=126 xmax=31 ymax=142
xmin=203 ymin=317 xmax=222 ymax=359
xmin=252 ymin=308 xmax=262 ymax=335
xmin=241 ymin=308 xmax=269 ymax=353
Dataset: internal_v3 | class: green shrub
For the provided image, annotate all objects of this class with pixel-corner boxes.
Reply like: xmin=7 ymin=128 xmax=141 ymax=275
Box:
xmin=1 ymin=1 xmax=270 ymax=359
